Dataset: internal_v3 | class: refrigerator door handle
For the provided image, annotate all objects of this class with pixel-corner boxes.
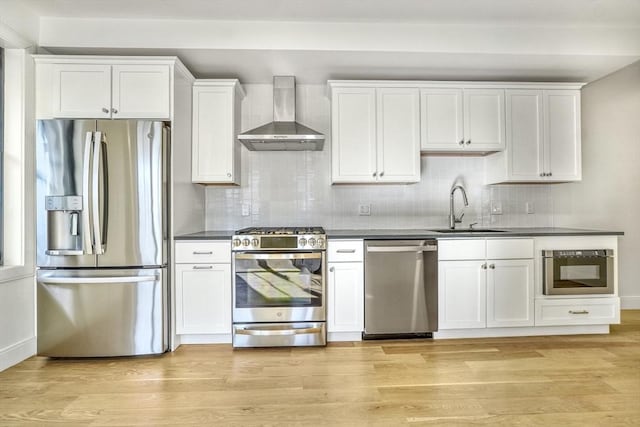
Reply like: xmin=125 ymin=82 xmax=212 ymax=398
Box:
xmin=40 ymin=275 xmax=159 ymax=284
xmin=82 ymin=131 xmax=94 ymax=254
xmin=92 ymin=131 xmax=104 ymax=254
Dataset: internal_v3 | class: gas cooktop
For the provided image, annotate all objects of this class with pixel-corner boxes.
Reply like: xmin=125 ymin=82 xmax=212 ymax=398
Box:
xmin=232 ymin=227 xmax=326 ymax=251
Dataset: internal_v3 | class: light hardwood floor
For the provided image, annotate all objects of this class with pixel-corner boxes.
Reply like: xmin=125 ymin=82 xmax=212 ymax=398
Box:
xmin=1 ymin=311 xmax=639 ymax=426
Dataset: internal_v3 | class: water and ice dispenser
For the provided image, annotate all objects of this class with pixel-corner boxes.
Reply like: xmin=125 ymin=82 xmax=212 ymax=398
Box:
xmin=45 ymin=195 xmax=84 ymax=255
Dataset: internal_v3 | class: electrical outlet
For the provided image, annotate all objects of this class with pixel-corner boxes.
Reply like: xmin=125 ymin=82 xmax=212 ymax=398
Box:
xmin=358 ymin=204 xmax=371 ymax=216
xmin=241 ymin=203 xmax=251 ymax=216
xmin=491 ymin=201 xmax=503 ymax=215
xmin=526 ymin=202 xmax=535 ymax=214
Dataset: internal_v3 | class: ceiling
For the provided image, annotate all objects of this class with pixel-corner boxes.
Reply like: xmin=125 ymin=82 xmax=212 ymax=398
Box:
xmin=7 ymin=0 xmax=640 ymax=83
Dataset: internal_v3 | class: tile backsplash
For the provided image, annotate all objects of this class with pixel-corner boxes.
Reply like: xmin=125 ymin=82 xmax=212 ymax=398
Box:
xmin=205 ymin=84 xmax=554 ymax=230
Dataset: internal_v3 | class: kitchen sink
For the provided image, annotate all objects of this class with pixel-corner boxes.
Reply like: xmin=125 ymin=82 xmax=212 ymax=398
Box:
xmin=429 ymin=229 xmax=507 ymax=233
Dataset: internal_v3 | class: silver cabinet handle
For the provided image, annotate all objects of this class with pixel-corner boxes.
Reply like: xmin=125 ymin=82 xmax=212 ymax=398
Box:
xmin=489 ymin=264 xmax=495 ymax=269
xmin=101 ymin=107 xmax=109 ymax=114
xmin=336 ymin=249 xmax=356 ymax=253
xmin=548 ymin=172 xmax=553 ymax=177
xmin=372 ymin=172 xmax=377 ymax=177
xmin=193 ymin=265 xmax=213 ymax=270
xmin=380 ymin=171 xmax=384 ymax=177
xmin=329 ymin=266 xmax=335 ymax=272
xmin=459 ymin=140 xmax=464 ymax=146
xmin=193 ymin=251 xmax=213 ymax=255
xmin=466 ymin=140 xmax=471 ymax=145
xmin=227 ymin=173 xmax=232 ymax=178
xmin=540 ymin=173 xmax=545 ymax=177
xmin=481 ymin=263 xmax=487 ymax=269
xmin=569 ymin=310 xmax=589 ymax=315
xmin=111 ymin=108 xmax=118 ymax=114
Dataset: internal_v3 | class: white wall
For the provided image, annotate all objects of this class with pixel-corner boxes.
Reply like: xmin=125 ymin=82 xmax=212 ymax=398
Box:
xmin=553 ymin=60 xmax=640 ymax=308
xmin=205 ymin=83 xmax=554 ymax=230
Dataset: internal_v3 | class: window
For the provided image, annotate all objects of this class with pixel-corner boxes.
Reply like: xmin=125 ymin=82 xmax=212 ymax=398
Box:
xmin=0 ymin=47 xmax=4 ymax=266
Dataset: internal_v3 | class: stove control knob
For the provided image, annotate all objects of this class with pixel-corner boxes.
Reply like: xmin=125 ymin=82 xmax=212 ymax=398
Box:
xmin=232 ymin=238 xmax=241 ymax=247
xmin=299 ymin=238 xmax=307 ymax=247
xmin=242 ymin=239 xmax=250 ymax=247
xmin=317 ymin=238 xmax=325 ymax=248
xmin=251 ymin=238 xmax=259 ymax=247
xmin=308 ymin=238 xmax=317 ymax=247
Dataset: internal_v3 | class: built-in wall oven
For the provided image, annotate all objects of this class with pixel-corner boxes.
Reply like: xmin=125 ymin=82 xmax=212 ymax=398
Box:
xmin=231 ymin=227 xmax=327 ymax=347
xmin=543 ymin=249 xmax=614 ymax=295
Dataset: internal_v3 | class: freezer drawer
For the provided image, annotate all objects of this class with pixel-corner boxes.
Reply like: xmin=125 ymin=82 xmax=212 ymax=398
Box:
xmin=37 ymin=268 xmax=167 ymax=357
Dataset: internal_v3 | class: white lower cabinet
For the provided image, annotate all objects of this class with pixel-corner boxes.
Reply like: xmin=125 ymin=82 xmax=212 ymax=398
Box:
xmin=175 ymin=263 xmax=231 ymax=334
xmin=535 ymin=297 xmax=620 ymax=326
xmin=327 ymin=240 xmax=364 ymax=338
xmin=438 ymin=239 xmax=534 ymax=330
xmin=174 ymin=241 xmax=232 ymax=338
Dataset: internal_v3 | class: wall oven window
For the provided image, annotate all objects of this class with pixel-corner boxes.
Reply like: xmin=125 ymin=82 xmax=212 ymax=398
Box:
xmin=234 ymin=252 xmax=323 ymax=309
xmin=543 ymin=250 xmax=614 ymax=295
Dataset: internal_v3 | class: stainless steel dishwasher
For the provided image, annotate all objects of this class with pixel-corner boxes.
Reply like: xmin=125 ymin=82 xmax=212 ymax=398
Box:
xmin=364 ymin=240 xmax=438 ymax=339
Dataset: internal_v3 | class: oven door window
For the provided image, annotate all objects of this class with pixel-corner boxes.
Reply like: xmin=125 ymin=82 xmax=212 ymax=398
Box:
xmin=234 ymin=253 xmax=323 ymax=308
xmin=553 ymin=256 xmax=607 ymax=289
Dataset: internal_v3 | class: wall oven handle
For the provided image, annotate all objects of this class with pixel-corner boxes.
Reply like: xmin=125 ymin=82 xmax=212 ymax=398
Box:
xmin=234 ymin=252 xmax=323 ymax=260
xmin=235 ymin=326 xmax=323 ymax=336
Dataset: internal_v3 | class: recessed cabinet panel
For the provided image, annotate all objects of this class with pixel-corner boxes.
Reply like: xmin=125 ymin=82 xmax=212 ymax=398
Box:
xmin=439 ymin=260 xmax=487 ymax=329
xmin=507 ymin=90 xmax=544 ymax=180
xmin=376 ymin=88 xmax=420 ymax=182
xmin=545 ymin=90 xmax=581 ymax=181
xmin=331 ymin=88 xmax=377 ymax=182
xmin=487 ymin=259 xmax=534 ymax=327
xmin=51 ymin=64 xmax=112 ymax=118
xmin=327 ymin=262 xmax=364 ymax=333
xmin=420 ymin=89 xmax=464 ymax=151
xmin=112 ymin=64 xmax=170 ymax=119
xmin=175 ymin=263 xmax=232 ymax=335
xmin=463 ymin=89 xmax=505 ymax=151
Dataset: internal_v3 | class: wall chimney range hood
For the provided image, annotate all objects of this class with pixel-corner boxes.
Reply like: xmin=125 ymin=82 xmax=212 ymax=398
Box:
xmin=238 ymin=76 xmax=325 ymax=151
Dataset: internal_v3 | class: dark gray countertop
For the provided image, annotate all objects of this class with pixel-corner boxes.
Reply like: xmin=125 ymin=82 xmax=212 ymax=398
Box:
xmin=175 ymin=227 xmax=623 ymax=240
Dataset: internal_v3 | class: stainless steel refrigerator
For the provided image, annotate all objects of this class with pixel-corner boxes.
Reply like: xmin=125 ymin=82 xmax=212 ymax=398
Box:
xmin=36 ymin=120 xmax=169 ymax=357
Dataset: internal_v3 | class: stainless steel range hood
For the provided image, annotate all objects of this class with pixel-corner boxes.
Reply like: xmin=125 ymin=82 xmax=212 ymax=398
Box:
xmin=238 ymin=76 xmax=325 ymax=151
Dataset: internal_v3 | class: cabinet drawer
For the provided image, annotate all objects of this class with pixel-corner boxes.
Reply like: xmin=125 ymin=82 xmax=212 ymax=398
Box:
xmin=487 ymin=239 xmax=533 ymax=259
xmin=535 ymin=297 xmax=620 ymax=326
xmin=438 ymin=239 xmax=486 ymax=260
xmin=175 ymin=241 xmax=231 ymax=264
xmin=328 ymin=240 xmax=364 ymax=262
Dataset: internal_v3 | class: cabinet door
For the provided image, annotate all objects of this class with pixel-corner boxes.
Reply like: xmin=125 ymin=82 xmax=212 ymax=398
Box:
xmin=175 ymin=263 xmax=231 ymax=335
xmin=420 ymin=88 xmax=464 ymax=151
xmin=192 ymin=86 xmax=236 ymax=183
xmin=463 ymin=89 xmax=505 ymax=151
xmin=438 ymin=260 xmax=486 ymax=329
xmin=505 ymin=90 xmax=544 ymax=180
xmin=331 ymin=87 xmax=377 ymax=183
xmin=486 ymin=259 xmax=534 ymax=327
xmin=376 ymin=88 xmax=421 ymax=183
xmin=327 ymin=262 xmax=364 ymax=333
xmin=51 ymin=63 xmax=112 ymax=118
xmin=111 ymin=64 xmax=171 ymax=119
xmin=544 ymin=90 xmax=581 ymax=181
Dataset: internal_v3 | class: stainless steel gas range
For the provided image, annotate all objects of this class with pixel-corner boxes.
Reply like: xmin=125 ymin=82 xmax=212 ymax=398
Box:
xmin=231 ymin=227 xmax=327 ymax=348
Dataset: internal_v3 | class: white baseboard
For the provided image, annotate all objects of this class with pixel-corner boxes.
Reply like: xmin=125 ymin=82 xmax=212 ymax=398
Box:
xmin=178 ymin=334 xmax=232 ymax=345
xmin=328 ymin=331 xmax=362 ymax=342
xmin=620 ymin=296 xmax=640 ymax=309
xmin=0 ymin=337 xmax=36 ymax=372
xmin=434 ymin=324 xmax=609 ymax=339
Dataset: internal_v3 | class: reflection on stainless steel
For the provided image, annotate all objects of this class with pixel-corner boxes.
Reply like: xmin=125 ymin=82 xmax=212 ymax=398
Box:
xmin=364 ymin=240 xmax=438 ymax=339
xmin=37 ymin=269 xmax=166 ymax=357
xmin=36 ymin=119 xmax=169 ymax=357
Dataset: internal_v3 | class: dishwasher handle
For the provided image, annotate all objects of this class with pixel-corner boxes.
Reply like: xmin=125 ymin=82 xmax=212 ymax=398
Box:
xmin=367 ymin=245 xmax=437 ymax=253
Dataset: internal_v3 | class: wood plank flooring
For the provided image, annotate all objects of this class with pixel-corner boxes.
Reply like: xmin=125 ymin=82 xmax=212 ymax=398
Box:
xmin=1 ymin=311 xmax=639 ymax=426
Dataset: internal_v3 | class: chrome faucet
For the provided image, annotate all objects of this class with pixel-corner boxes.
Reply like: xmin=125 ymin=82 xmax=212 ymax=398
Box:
xmin=449 ymin=184 xmax=469 ymax=229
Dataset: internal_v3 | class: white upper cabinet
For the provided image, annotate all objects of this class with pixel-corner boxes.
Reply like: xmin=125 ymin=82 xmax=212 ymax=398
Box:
xmin=191 ymin=80 xmax=244 ymax=185
xmin=35 ymin=56 xmax=179 ymax=120
xmin=329 ymin=83 xmax=420 ymax=184
xmin=421 ymin=88 xmax=504 ymax=152
xmin=485 ymin=87 xmax=582 ymax=184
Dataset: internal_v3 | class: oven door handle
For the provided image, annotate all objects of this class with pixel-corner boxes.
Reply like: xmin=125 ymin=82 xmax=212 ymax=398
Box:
xmin=234 ymin=252 xmax=323 ymax=260
xmin=235 ymin=326 xmax=323 ymax=336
